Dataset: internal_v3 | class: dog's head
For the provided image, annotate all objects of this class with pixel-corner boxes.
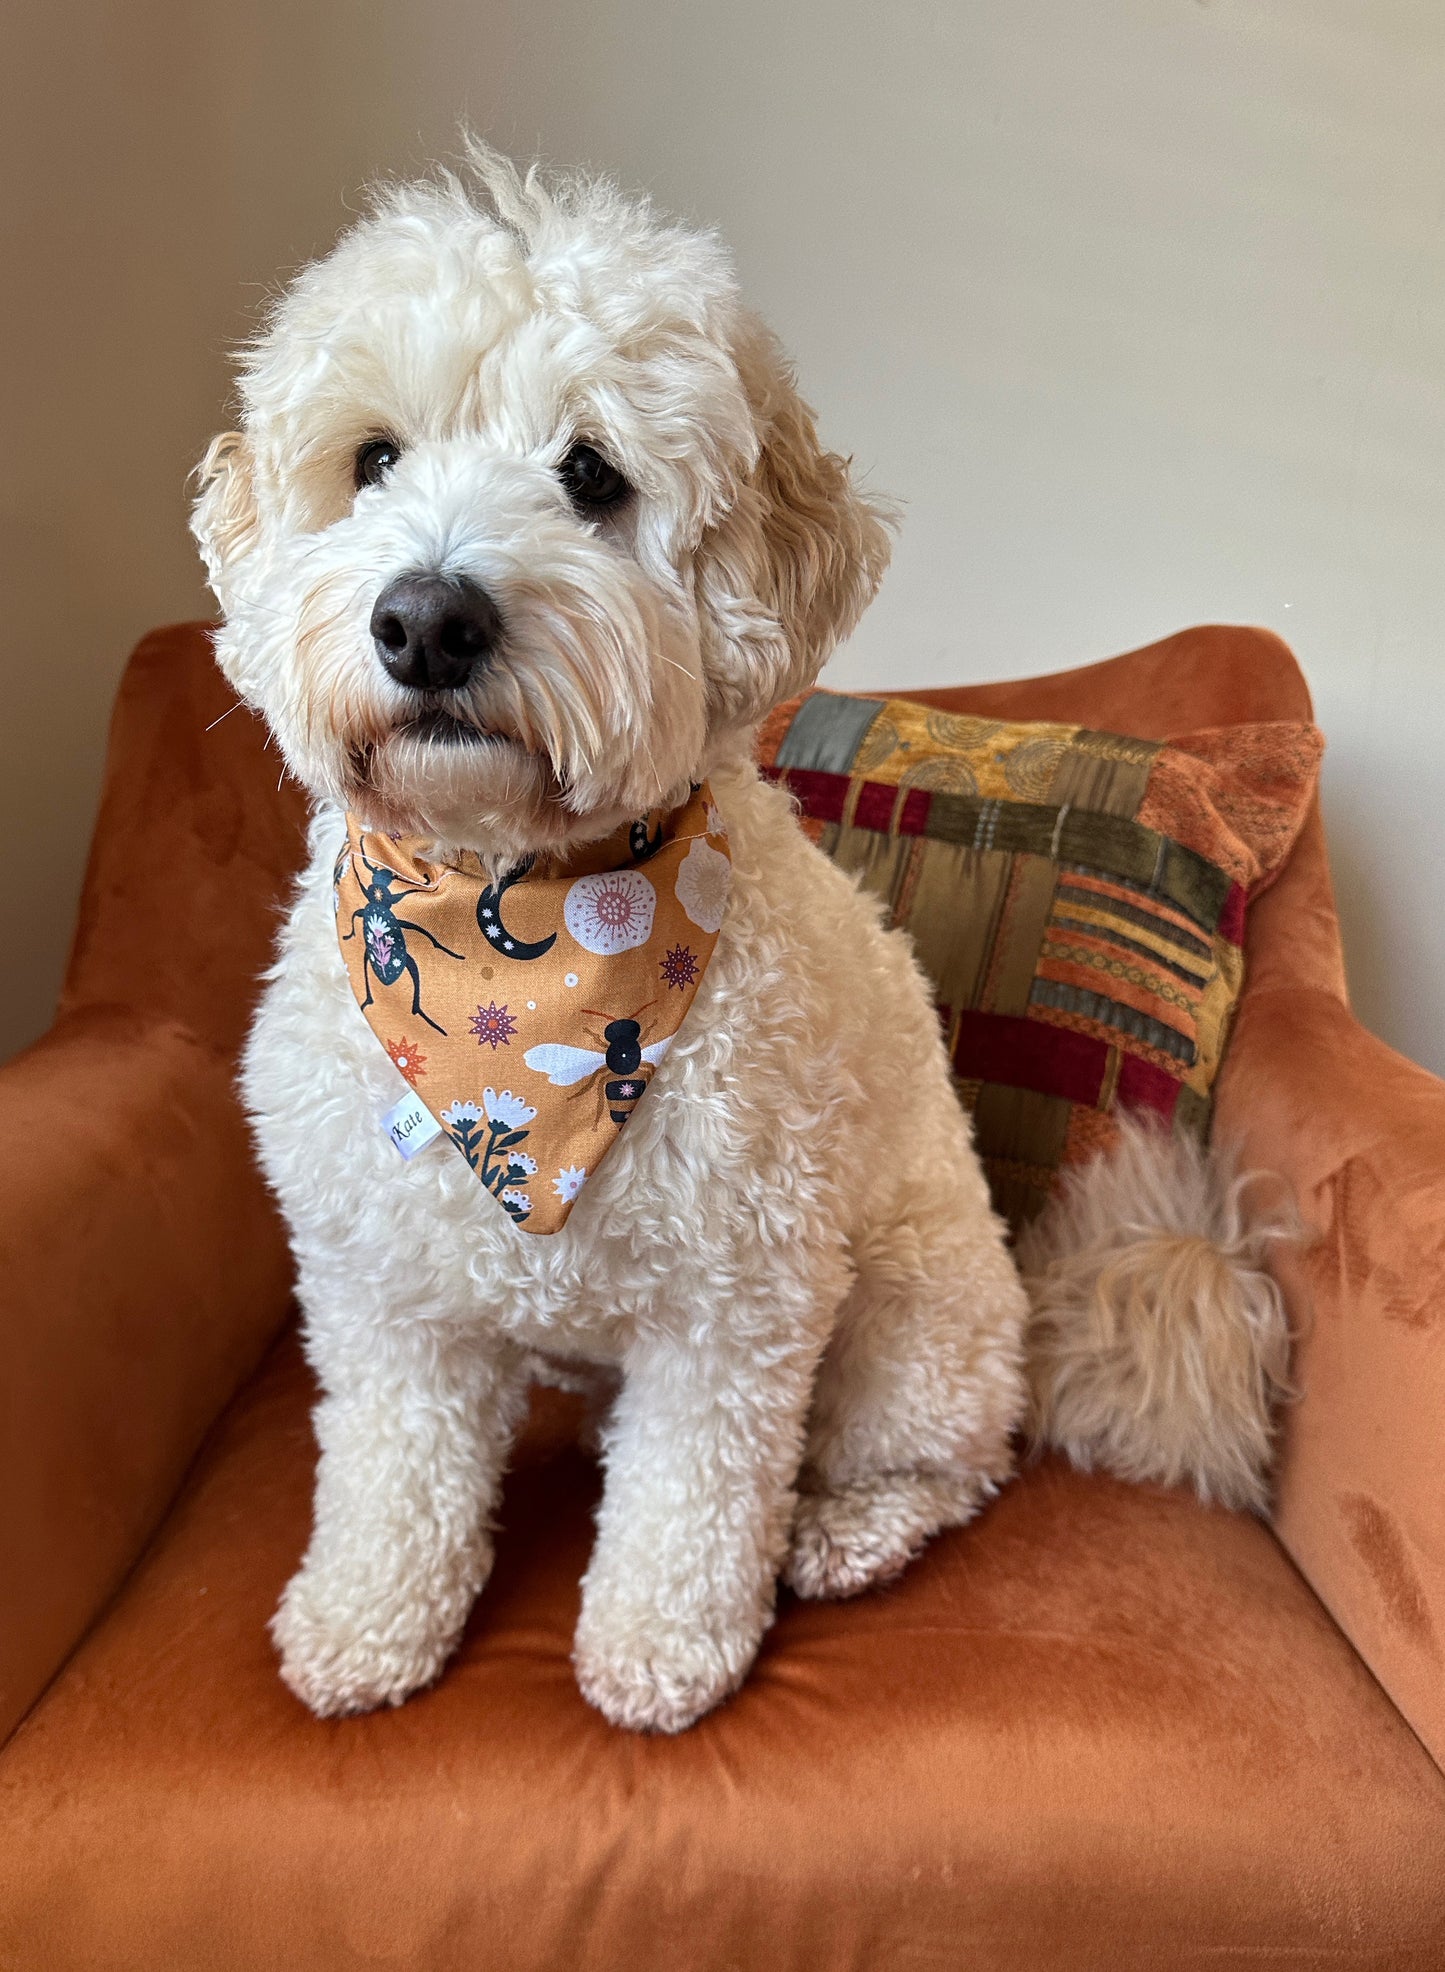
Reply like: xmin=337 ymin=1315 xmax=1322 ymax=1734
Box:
xmin=193 ymin=144 xmax=892 ymax=864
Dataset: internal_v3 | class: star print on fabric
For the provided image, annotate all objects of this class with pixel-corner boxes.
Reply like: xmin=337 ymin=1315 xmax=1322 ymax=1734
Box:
xmin=468 ymin=1001 xmax=518 ymax=1050
xmin=384 ymin=1037 xmax=427 ymax=1085
xmin=659 ymin=942 xmax=700 ymax=991
xmin=479 ymin=908 xmax=517 ymax=954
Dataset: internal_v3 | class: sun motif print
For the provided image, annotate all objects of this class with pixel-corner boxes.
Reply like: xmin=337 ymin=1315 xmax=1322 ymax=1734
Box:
xmin=469 ymin=1001 xmax=518 ymax=1049
xmin=334 ymin=782 xmax=730 ymax=1233
xmin=564 ymin=869 xmax=656 ymax=955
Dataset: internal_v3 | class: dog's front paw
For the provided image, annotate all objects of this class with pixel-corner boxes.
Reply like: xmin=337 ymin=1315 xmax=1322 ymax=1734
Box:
xmin=786 ymin=1471 xmax=990 ymax=1600
xmin=271 ymin=1565 xmax=461 ymax=1718
xmin=572 ymin=1608 xmax=758 ymax=1733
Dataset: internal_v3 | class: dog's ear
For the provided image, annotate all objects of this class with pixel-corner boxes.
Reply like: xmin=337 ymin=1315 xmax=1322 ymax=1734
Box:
xmin=191 ymin=431 xmax=260 ymax=607
xmin=695 ymin=315 xmax=894 ymax=734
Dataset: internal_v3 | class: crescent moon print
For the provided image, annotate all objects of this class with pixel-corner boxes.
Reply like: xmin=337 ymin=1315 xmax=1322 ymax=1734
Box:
xmin=477 ymin=865 xmax=559 ymax=962
xmin=630 ymin=815 xmax=665 ymax=862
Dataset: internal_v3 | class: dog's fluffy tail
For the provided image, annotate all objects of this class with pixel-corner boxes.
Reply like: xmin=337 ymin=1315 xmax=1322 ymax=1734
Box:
xmin=1015 ymin=1114 xmax=1298 ymax=1513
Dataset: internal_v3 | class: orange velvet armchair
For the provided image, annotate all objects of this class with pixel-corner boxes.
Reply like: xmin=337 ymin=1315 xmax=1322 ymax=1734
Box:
xmin=2 ymin=621 xmax=1443 ymax=1971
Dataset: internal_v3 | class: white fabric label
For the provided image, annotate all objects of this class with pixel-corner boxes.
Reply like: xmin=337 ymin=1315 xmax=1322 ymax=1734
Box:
xmin=381 ymin=1089 xmax=443 ymax=1161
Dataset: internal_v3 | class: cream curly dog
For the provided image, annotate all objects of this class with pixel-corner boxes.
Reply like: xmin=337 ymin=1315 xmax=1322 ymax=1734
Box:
xmin=192 ymin=146 xmax=1029 ymax=1732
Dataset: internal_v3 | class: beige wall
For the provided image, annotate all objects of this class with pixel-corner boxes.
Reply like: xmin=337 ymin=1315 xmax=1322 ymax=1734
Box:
xmin=0 ymin=2 xmax=451 ymax=1057
xmin=5 ymin=1 xmax=1444 ymax=1072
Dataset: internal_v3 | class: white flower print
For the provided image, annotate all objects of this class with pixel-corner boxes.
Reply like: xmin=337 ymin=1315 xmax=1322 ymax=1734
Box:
xmin=564 ymin=868 xmax=656 ymax=955
xmin=500 ymin=1187 xmax=532 ymax=1213
xmin=440 ymin=1099 xmax=483 ymax=1126
xmin=482 ymin=1087 xmax=537 ymax=1129
xmin=675 ymin=837 xmax=731 ymax=933
xmin=553 ymin=1165 xmax=588 ymax=1203
xmin=508 ymin=1151 xmax=538 ymax=1177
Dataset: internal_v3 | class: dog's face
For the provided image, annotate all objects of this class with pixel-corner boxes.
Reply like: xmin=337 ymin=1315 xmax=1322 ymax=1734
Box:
xmin=193 ymin=149 xmax=891 ymax=864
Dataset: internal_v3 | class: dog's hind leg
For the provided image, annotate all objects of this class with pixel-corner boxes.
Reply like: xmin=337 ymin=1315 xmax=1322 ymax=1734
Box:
xmin=786 ymin=1157 xmax=1029 ymax=1600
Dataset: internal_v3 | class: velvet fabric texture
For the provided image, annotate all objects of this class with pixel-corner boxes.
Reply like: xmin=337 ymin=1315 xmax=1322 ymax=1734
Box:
xmin=1 ymin=621 xmax=1442 ymax=1970
xmin=3 ymin=1332 xmax=1442 ymax=1972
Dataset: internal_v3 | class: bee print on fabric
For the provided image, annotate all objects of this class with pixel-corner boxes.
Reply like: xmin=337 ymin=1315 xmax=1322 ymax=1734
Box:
xmin=524 ymin=1002 xmax=674 ymax=1128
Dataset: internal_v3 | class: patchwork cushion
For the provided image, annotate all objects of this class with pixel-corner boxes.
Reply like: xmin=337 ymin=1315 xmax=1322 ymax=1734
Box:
xmin=758 ymin=691 xmax=1323 ymax=1230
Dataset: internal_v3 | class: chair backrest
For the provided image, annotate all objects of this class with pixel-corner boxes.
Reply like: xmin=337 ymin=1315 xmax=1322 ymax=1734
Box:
xmin=62 ymin=619 xmax=1339 ymax=1062
xmin=59 ymin=623 xmax=310 ymax=1058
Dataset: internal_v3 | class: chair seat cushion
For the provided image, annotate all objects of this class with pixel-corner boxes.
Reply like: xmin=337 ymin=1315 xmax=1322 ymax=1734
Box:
xmin=2 ymin=1330 xmax=1442 ymax=1972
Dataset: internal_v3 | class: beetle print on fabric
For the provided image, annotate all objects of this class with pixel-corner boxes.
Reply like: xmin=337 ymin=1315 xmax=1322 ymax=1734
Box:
xmin=338 ymin=852 xmax=463 ymax=1035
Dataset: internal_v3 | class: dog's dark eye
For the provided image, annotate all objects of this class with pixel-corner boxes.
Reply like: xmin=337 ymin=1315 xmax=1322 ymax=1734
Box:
xmin=559 ymin=441 xmax=630 ymax=511
xmin=354 ymin=438 xmax=401 ymax=489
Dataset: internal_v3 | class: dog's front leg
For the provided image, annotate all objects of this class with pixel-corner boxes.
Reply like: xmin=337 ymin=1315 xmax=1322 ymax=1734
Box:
xmin=573 ymin=1302 xmax=831 ymax=1733
xmin=273 ymin=1325 xmax=527 ymax=1717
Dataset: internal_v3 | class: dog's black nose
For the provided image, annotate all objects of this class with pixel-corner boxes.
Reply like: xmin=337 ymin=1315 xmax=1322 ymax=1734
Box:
xmin=370 ymin=573 xmax=502 ymax=692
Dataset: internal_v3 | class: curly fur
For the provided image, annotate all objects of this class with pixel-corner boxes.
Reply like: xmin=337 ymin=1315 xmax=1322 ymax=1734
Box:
xmin=193 ymin=143 xmax=1028 ymax=1734
xmin=1017 ymin=1112 xmax=1299 ymax=1513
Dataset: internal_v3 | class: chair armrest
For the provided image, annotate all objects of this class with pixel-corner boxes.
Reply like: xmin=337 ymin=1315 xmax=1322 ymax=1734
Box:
xmin=1216 ymin=984 xmax=1445 ymax=1770
xmin=0 ymin=1005 xmax=292 ymax=1745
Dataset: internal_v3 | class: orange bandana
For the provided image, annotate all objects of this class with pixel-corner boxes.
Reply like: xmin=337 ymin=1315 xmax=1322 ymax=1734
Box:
xmin=334 ymin=784 xmax=731 ymax=1233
